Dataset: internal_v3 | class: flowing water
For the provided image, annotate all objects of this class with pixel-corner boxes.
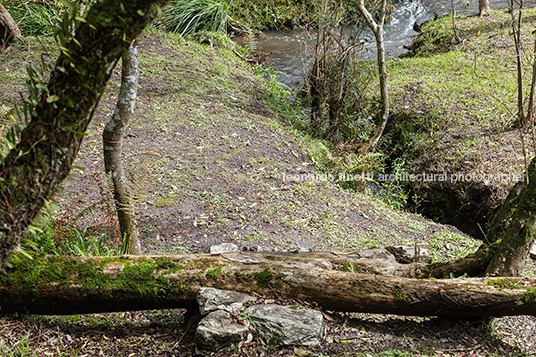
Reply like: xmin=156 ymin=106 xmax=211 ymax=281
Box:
xmin=250 ymin=0 xmax=536 ymax=87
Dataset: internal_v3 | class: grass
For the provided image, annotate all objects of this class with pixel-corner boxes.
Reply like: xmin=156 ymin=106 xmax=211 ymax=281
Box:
xmin=5 ymin=1 xmax=62 ymax=37
xmin=387 ymin=9 xmax=532 ymax=171
xmin=228 ymin=0 xmax=319 ymax=30
xmin=379 ymin=9 xmax=536 ymax=231
xmin=160 ymin=0 xmax=232 ymax=36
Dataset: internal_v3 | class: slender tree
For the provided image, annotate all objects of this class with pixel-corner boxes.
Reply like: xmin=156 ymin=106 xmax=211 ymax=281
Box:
xmin=103 ymin=41 xmax=142 ymax=255
xmin=354 ymin=0 xmax=389 ymax=154
xmin=511 ymin=0 xmax=525 ymax=126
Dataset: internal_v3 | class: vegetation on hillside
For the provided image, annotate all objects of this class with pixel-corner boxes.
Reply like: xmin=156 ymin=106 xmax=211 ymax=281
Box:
xmin=2 ymin=1 xmax=536 ymax=355
xmin=383 ymin=9 xmax=536 ymax=235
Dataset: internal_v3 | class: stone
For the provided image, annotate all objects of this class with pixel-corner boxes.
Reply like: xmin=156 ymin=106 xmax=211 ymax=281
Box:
xmin=195 ymin=310 xmax=249 ymax=352
xmin=197 ymin=287 xmax=255 ymax=315
xmin=287 ymin=246 xmax=309 ymax=253
xmin=530 ymin=243 xmax=536 ymax=260
xmin=210 ymin=243 xmax=239 ymax=254
xmin=244 ymin=304 xmax=323 ymax=346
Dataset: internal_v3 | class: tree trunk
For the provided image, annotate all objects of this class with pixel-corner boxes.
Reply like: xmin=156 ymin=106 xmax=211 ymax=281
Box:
xmin=355 ymin=0 xmax=389 ymax=154
xmin=422 ymin=156 xmax=536 ymax=279
xmin=511 ymin=0 xmax=526 ymax=125
xmin=485 ymin=159 xmax=536 ymax=276
xmin=0 ymin=0 xmax=169 ymax=267
xmin=479 ymin=0 xmax=490 ymax=17
xmin=103 ymin=41 xmax=142 ymax=255
xmin=0 ymin=4 xmax=23 ymax=50
xmin=2 ymin=252 xmax=536 ymax=317
xmin=527 ymin=38 xmax=536 ymax=122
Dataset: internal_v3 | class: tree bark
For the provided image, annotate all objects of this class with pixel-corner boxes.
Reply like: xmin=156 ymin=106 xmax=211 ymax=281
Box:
xmin=527 ymin=38 xmax=536 ymax=122
xmin=355 ymin=0 xmax=389 ymax=154
xmin=1 ymin=252 xmax=536 ymax=317
xmin=485 ymin=159 xmax=536 ymax=276
xmin=0 ymin=0 xmax=169 ymax=267
xmin=421 ymin=156 xmax=536 ymax=279
xmin=511 ymin=0 xmax=526 ymax=125
xmin=0 ymin=4 xmax=23 ymax=50
xmin=479 ymin=0 xmax=490 ymax=17
xmin=103 ymin=41 xmax=142 ymax=255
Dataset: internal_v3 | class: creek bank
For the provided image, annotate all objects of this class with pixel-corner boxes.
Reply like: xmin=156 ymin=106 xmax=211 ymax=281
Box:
xmin=240 ymin=5 xmax=536 ymax=237
xmin=378 ymin=9 xmax=536 ymax=236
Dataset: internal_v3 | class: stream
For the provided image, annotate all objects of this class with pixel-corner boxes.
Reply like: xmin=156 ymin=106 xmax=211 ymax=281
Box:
xmin=251 ymin=0 xmax=536 ymax=87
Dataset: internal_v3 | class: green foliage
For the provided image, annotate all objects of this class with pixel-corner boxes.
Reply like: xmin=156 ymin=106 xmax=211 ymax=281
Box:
xmin=524 ymin=287 xmax=536 ymax=303
xmin=229 ymin=0 xmax=316 ymax=30
xmin=6 ymin=1 xmax=62 ymax=37
xmin=22 ymin=204 xmax=124 ymax=257
xmin=487 ymin=277 xmax=521 ymax=290
xmin=160 ymin=0 xmax=233 ymax=36
xmin=0 ymin=331 xmax=33 ymax=357
xmin=342 ymin=262 xmax=355 ymax=272
xmin=254 ymin=268 xmax=273 ymax=286
xmin=306 ymin=1 xmax=376 ymax=146
xmin=24 ymin=224 xmax=124 ymax=257
xmin=206 ymin=265 xmax=223 ymax=278
xmin=365 ymin=158 xmax=409 ymax=211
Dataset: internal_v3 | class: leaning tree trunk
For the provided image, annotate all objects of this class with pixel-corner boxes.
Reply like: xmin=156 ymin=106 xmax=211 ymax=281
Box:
xmin=422 ymin=156 xmax=536 ymax=279
xmin=1 ymin=252 xmax=536 ymax=317
xmin=485 ymin=159 xmax=536 ymax=276
xmin=355 ymin=0 xmax=389 ymax=154
xmin=0 ymin=0 xmax=169 ymax=267
xmin=0 ymin=4 xmax=23 ymax=50
xmin=103 ymin=41 xmax=142 ymax=255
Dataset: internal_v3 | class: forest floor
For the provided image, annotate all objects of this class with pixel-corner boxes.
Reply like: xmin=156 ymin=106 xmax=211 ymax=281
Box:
xmin=0 ymin=15 xmax=536 ymax=356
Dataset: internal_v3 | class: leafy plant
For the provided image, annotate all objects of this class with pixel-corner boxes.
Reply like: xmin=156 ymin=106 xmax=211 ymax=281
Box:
xmin=160 ymin=0 xmax=233 ymax=36
xmin=304 ymin=0 xmax=375 ymax=145
xmin=6 ymin=1 xmax=62 ymax=37
xmin=238 ymin=312 xmax=252 ymax=321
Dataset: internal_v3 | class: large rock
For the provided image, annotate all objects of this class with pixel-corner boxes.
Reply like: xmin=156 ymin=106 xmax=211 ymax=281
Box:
xmin=195 ymin=310 xmax=250 ymax=351
xmin=244 ymin=304 xmax=323 ymax=346
xmin=531 ymin=243 xmax=536 ymax=260
xmin=197 ymin=287 xmax=255 ymax=315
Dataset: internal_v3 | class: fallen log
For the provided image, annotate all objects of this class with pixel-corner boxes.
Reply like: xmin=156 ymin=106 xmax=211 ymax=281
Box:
xmin=1 ymin=251 xmax=536 ymax=317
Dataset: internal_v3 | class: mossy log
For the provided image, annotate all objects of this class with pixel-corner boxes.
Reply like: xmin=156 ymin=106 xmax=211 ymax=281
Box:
xmin=1 ymin=252 xmax=536 ymax=317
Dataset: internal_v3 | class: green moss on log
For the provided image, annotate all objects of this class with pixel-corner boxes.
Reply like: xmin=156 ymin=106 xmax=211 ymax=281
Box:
xmin=487 ymin=277 xmax=522 ymax=290
xmin=254 ymin=268 xmax=273 ymax=287
xmin=0 ymin=254 xmax=184 ymax=301
xmin=206 ymin=265 xmax=223 ymax=279
xmin=524 ymin=287 xmax=536 ymax=303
